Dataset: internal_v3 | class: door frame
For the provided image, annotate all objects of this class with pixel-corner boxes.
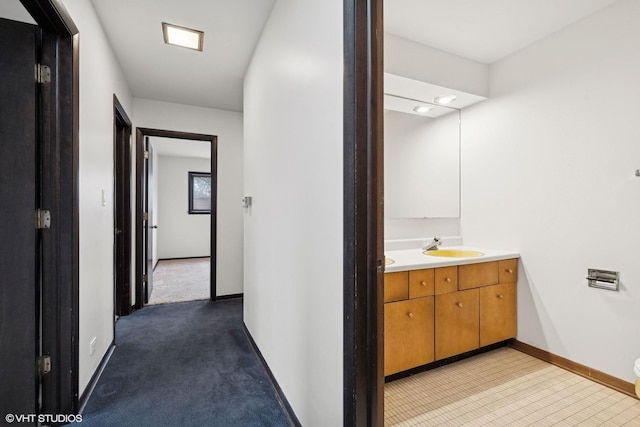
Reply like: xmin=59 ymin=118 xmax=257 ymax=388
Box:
xmin=135 ymin=128 xmax=218 ymax=308
xmin=113 ymin=95 xmax=133 ymax=316
xmin=343 ymin=0 xmax=384 ymax=425
xmin=19 ymin=0 xmax=80 ymax=416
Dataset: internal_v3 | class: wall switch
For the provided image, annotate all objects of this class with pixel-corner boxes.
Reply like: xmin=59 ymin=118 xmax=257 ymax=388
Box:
xmin=101 ymin=189 xmax=107 ymax=207
xmin=89 ymin=337 xmax=97 ymax=356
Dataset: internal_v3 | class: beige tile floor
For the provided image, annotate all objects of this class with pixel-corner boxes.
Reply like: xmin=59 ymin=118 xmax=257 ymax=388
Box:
xmin=385 ymin=347 xmax=640 ymax=426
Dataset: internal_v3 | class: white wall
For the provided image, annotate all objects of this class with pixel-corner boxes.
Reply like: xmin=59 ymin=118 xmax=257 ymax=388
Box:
xmin=462 ymin=0 xmax=640 ymax=383
xmin=133 ymin=98 xmax=243 ymax=296
xmin=243 ymin=0 xmax=343 ymax=424
xmin=61 ymin=0 xmax=134 ymax=394
xmin=385 ymin=33 xmax=489 ymax=97
xmin=156 ymin=155 xmax=211 ymax=259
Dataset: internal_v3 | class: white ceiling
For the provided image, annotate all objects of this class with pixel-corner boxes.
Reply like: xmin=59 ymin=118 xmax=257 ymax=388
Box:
xmin=9 ymin=1 xmax=617 ymax=113
xmin=0 ymin=0 xmax=36 ymax=24
xmin=384 ymin=0 xmax=618 ymax=64
xmin=89 ymin=0 xmax=276 ymax=112
xmin=150 ymin=137 xmax=211 ymax=159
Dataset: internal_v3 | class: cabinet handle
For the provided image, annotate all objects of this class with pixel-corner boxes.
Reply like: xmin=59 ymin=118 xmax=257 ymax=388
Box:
xmin=498 ymin=294 xmax=504 ymax=299
xmin=456 ymin=302 xmax=463 ymax=308
xmin=407 ymin=312 xmax=414 ymax=318
xmin=506 ymin=268 xmax=513 ymax=274
xmin=420 ymin=281 xmax=426 ymax=287
xmin=445 ymin=277 xmax=452 ymax=283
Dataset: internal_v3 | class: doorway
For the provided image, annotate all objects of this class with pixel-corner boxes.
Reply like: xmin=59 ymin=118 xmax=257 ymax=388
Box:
xmin=135 ymin=128 xmax=218 ymax=309
xmin=147 ymin=137 xmax=213 ymax=305
xmin=113 ymin=95 xmax=133 ymax=316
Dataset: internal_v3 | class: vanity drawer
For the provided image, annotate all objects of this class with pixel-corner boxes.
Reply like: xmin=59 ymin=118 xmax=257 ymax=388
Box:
xmin=409 ymin=269 xmax=434 ymax=298
xmin=458 ymin=261 xmax=499 ymax=290
xmin=499 ymin=259 xmax=518 ymax=283
xmin=384 ymin=271 xmax=408 ymax=302
xmin=434 ymin=266 xmax=458 ymax=294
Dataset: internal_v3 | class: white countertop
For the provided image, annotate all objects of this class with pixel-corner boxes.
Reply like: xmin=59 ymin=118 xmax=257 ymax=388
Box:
xmin=384 ymin=246 xmax=520 ymax=272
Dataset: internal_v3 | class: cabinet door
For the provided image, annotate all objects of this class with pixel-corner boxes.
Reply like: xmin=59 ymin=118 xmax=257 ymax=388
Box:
xmin=384 ymin=271 xmax=408 ymax=302
xmin=480 ymin=283 xmax=517 ymax=347
xmin=384 ymin=297 xmax=434 ymax=376
xmin=435 ymin=289 xmax=479 ymax=360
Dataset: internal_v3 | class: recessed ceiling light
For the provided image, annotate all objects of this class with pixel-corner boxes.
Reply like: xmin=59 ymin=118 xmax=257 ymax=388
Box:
xmin=413 ymin=105 xmax=432 ymax=113
xmin=433 ymin=95 xmax=457 ymax=105
xmin=162 ymin=22 xmax=204 ymax=52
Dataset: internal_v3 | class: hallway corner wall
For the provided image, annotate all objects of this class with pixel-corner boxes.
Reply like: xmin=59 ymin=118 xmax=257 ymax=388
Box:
xmin=243 ymin=0 xmax=344 ymax=425
xmin=61 ymin=0 xmax=134 ymax=395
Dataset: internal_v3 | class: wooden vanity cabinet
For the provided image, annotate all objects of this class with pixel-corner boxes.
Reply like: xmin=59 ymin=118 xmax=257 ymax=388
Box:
xmin=385 ymin=258 xmax=518 ymax=375
xmin=435 ymin=289 xmax=479 ymax=360
xmin=384 ymin=297 xmax=434 ymax=376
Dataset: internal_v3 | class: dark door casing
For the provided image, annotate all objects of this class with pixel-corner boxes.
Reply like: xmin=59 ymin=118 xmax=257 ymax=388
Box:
xmin=0 ymin=17 xmax=40 ymax=419
xmin=135 ymin=128 xmax=217 ymax=308
xmin=114 ymin=96 xmax=132 ymax=316
xmin=143 ymin=136 xmax=154 ymax=303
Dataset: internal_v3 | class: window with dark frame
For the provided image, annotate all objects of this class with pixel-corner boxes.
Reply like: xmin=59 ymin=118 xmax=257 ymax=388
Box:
xmin=188 ymin=171 xmax=211 ymax=214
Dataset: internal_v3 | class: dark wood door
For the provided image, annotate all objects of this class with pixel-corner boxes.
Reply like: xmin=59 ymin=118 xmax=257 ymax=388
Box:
xmin=0 ymin=17 xmax=39 ymax=420
xmin=143 ymin=137 xmax=154 ymax=303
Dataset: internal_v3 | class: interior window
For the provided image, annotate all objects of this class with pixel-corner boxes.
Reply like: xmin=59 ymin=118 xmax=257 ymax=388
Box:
xmin=188 ymin=171 xmax=211 ymax=214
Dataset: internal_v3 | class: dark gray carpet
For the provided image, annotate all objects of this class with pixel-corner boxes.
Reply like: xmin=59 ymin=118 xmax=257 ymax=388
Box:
xmin=78 ymin=299 xmax=290 ymax=426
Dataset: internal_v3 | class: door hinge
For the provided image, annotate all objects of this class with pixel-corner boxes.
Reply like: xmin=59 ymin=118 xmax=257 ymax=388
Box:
xmin=37 ymin=356 xmax=51 ymax=376
xmin=142 ymin=274 xmax=148 ymax=283
xmin=143 ymin=212 xmax=148 ymax=221
xmin=36 ymin=209 xmax=51 ymax=229
xmin=143 ymin=150 xmax=149 ymax=159
xmin=35 ymin=64 xmax=51 ymax=84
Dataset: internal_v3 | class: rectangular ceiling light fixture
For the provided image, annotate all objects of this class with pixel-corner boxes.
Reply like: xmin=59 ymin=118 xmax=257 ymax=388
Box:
xmin=162 ymin=22 xmax=204 ymax=52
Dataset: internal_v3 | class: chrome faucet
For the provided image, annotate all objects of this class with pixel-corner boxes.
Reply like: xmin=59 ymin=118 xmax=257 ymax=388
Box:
xmin=423 ymin=236 xmax=442 ymax=251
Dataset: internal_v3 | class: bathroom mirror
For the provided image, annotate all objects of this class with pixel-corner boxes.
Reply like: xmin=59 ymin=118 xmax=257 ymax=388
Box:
xmin=384 ymin=94 xmax=460 ymax=218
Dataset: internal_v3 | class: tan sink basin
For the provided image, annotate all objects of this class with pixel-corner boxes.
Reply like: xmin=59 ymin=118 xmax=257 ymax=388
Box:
xmin=385 ymin=257 xmax=395 ymax=265
xmin=424 ymin=249 xmax=484 ymax=258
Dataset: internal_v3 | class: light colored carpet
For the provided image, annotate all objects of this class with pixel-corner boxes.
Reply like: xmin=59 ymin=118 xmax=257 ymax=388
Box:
xmin=147 ymin=258 xmax=210 ymax=305
xmin=385 ymin=347 xmax=640 ymax=426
